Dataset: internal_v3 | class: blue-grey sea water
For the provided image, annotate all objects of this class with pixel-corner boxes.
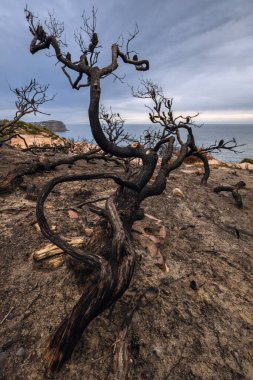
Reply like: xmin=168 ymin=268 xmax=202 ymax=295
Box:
xmin=58 ymin=124 xmax=253 ymax=163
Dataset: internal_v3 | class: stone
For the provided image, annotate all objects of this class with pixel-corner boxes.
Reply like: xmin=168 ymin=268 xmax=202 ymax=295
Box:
xmin=172 ymin=188 xmax=185 ymax=198
xmin=16 ymin=347 xmax=25 ymax=357
xmin=0 ymin=351 xmax=8 ymax=366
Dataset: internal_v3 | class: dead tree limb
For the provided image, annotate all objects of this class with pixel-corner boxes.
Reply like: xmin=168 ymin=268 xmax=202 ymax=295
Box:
xmin=213 ymin=181 xmax=246 ymax=208
xmin=132 ymin=80 xmax=242 ymax=186
xmin=0 ymin=147 xmax=101 ymax=193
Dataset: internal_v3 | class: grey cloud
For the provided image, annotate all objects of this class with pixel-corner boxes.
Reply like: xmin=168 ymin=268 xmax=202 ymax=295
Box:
xmin=0 ymin=0 xmax=253 ymax=124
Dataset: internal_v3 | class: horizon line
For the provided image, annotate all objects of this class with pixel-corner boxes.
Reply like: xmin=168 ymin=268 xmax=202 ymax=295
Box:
xmin=65 ymin=122 xmax=253 ymax=126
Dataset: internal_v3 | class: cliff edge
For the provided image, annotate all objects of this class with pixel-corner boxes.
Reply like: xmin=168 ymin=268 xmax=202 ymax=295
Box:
xmin=32 ymin=120 xmax=67 ymax=133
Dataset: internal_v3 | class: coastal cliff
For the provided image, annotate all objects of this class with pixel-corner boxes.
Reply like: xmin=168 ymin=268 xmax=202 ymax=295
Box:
xmin=32 ymin=120 xmax=67 ymax=133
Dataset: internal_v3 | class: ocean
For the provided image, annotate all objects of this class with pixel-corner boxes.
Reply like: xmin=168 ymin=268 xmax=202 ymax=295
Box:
xmin=58 ymin=123 xmax=253 ymax=163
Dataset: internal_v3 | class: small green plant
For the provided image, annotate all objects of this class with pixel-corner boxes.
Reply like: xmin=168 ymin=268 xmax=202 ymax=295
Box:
xmin=0 ymin=120 xmax=58 ymax=142
xmin=240 ymin=158 xmax=253 ymax=165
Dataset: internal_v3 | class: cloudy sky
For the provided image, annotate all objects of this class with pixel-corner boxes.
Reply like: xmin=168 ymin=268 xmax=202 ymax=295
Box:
xmin=0 ymin=0 xmax=253 ymax=125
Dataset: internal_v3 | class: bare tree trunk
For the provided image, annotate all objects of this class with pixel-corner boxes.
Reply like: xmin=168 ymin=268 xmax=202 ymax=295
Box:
xmin=45 ymin=232 xmax=136 ymax=372
xmin=192 ymin=151 xmax=210 ymax=185
xmin=36 ymin=176 xmax=140 ymax=372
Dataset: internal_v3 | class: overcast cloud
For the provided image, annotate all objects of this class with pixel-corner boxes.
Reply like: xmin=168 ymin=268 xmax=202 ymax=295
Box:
xmin=0 ymin=0 xmax=253 ymax=124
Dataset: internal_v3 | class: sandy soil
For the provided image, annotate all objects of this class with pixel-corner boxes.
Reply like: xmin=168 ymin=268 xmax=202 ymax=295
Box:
xmin=9 ymin=134 xmax=64 ymax=149
xmin=208 ymin=159 xmax=253 ymax=171
xmin=0 ymin=146 xmax=253 ymax=380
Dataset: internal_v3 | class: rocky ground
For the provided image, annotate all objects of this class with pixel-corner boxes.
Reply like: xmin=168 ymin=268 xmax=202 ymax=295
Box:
xmin=0 ymin=145 xmax=253 ymax=380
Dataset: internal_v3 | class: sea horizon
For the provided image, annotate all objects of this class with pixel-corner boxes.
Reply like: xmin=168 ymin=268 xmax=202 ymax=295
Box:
xmin=65 ymin=122 xmax=253 ymax=127
xmin=58 ymin=123 xmax=253 ymax=163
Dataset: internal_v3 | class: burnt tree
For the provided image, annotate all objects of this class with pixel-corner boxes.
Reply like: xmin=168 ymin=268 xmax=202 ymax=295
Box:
xmin=0 ymin=79 xmax=53 ymax=145
xmin=25 ymin=8 xmax=241 ymax=373
xmin=131 ymin=80 xmax=241 ymax=185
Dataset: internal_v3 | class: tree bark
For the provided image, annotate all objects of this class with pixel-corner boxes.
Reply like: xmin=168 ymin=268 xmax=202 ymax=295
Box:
xmin=43 ymin=194 xmax=138 ymax=372
xmin=34 ymin=170 xmax=141 ymax=372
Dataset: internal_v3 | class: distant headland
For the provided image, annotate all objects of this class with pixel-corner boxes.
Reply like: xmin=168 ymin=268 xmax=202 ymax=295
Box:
xmin=32 ymin=120 xmax=67 ymax=133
